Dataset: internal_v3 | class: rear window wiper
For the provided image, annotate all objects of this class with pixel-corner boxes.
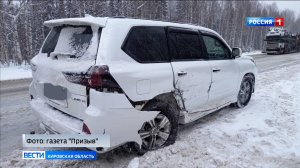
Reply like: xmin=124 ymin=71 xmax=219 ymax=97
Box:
xmin=49 ymin=52 xmax=76 ymax=59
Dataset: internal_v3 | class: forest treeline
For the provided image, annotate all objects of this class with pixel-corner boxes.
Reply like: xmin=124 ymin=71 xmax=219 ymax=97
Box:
xmin=1 ymin=0 xmax=300 ymax=64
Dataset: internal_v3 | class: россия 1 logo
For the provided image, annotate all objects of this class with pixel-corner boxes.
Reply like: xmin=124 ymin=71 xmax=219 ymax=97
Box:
xmin=274 ymin=18 xmax=284 ymax=26
xmin=246 ymin=17 xmax=284 ymax=27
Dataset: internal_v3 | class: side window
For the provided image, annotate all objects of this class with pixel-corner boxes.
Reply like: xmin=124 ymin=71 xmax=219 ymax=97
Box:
xmin=168 ymin=32 xmax=204 ymax=60
xmin=122 ymin=26 xmax=169 ymax=63
xmin=42 ymin=27 xmax=61 ymax=53
xmin=202 ymin=35 xmax=231 ymax=60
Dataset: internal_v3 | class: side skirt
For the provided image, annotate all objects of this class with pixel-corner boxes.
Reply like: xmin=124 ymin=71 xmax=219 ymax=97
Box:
xmin=179 ymin=102 xmax=232 ymax=124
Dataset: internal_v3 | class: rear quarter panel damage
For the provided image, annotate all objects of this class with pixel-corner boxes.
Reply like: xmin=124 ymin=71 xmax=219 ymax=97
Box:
xmin=84 ymin=90 xmax=159 ymax=148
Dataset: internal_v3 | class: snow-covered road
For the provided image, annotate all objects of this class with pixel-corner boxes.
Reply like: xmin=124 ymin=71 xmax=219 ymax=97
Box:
xmin=1 ymin=52 xmax=300 ymax=167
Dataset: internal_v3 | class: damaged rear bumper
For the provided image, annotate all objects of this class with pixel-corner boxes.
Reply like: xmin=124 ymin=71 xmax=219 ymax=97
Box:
xmin=29 ymin=89 xmax=159 ymax=153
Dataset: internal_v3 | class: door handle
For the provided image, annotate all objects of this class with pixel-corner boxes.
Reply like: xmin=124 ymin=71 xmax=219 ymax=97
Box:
xmin=212 ymin=68 xmax=221 ymax=72
xmin=177 ymin=71 xmax=187 ymax=76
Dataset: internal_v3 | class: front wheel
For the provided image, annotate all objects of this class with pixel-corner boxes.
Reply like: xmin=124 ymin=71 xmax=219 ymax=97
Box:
xmin=280 ymin=48 xmax=284 ymax=54
xmin=234 ymin=76 xmax=254 ymax=108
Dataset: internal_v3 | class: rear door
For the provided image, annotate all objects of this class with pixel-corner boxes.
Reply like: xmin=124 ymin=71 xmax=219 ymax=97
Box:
xmin=168 ymin=27 xmax=212 ymax=113
xmin=201 ymin=33 xmax=239 ymax=107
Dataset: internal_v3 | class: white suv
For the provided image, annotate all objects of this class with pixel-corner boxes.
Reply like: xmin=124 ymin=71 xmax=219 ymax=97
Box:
xmin=29 ymin=17 xmax=257 ymax=153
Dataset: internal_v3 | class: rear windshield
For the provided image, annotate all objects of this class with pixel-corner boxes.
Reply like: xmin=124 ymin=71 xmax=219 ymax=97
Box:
xmin=42 ymin=26 xmax=101 ymax=60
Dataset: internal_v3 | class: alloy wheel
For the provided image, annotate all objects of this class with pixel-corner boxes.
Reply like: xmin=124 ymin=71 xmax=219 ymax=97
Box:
xmin=138 ymin=113 xmax=171 ymax=150
xmin=238 ymin=80 xmax=252 ymax=105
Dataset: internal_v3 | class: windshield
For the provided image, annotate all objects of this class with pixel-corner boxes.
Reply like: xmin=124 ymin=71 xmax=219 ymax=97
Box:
xmin=41 ymin=25 xmax=101 ymax=60
xmin=265 ymin=36 xmax=284 ymax=42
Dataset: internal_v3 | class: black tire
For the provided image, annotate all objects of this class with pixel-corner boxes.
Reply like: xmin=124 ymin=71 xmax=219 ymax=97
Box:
xmin=136 ymin=99 xmax=179 ymax=155
xmin=233 ymin=75 xmax=254 ymax=108
xmin=280 ymin=48 xmax=284 ymax=54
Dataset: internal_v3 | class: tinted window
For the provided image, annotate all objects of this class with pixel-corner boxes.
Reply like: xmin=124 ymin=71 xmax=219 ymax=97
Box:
xmin=122 ymin=27 xmax=169 ymax=63
xmin=202 ymin=35 xmax=231 ymax=60
xmin=42 ymin=27 xmax=61 ymax=53
xmin=168 ymin=32 xmax=204 ymax=60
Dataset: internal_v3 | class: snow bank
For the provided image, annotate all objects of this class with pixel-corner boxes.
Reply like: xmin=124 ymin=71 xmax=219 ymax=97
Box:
xmin=127 ymin=157 xmax=139 ymax=168
xmin=242 ymin=50 xmax=262 ymax=56
xmin=1 ymin=63 xmax=300 ymax=168
xmin=0 ymin=63 xmax=32 ymax=81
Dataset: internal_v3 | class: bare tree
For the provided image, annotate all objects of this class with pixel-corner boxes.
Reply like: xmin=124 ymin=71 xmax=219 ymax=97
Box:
xmin=1 ymin=0 xmax=299 ymax=65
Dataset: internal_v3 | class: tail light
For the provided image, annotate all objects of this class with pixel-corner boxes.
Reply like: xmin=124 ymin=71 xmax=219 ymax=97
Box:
xmin=62 ymin=65 xmax=122 ymax=92
xmin=82 ymin=123 xmax=91 ymax=134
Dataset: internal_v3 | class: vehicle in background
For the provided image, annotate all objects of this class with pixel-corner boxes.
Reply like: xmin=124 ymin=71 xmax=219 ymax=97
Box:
xmin=265 ymin=27 xmax=299 ymax=54
xmin=297 ymin=34 xmax=300 ymax=52
xmin=262 ymin=40 xmax=267 ymax=53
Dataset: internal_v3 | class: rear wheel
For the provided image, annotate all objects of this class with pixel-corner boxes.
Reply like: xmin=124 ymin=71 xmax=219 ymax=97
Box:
xmin=139 ymin=113 xmax=172 ymax=150
xmin=234 ymin=75 xmax=254 ymax=108
xmin=137 ymin=101 xmax=179 ymax=154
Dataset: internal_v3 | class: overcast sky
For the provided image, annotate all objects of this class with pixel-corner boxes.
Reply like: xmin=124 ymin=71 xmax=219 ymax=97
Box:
xmin=262 ymin=1 xmax=300 ymax=17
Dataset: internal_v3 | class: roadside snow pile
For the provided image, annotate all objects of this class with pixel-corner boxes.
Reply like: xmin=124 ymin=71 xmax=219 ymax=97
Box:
xmin=0 ymin=63 xmax=31 ymax=81
xmin=242 ymin=50 xmax=262 ymax=56
xmin=1 ymin=64 xmax=300 ymax=168
xmin=127 ymin=157 xmax=139 ymax=168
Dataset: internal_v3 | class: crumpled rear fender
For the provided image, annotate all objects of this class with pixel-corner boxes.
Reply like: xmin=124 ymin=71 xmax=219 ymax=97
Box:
xmin=83 ymin=90 xmax=159 ymax=150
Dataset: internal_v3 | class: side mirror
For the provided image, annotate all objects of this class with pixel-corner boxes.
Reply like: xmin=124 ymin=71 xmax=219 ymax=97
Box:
xmin=232 ymin=47 xmax=242 ymax=58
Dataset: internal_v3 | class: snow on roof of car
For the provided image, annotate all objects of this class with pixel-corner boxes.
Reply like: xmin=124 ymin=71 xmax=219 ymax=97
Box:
xmin=108 ymin=17 xmax=217 ymax=34
xmin=107 ymin=18 xmax=224 ymax=47
xmin=44 ymin=17 xmax=108 ymax=27
xmin=44 ymin=16 xmax=228 ymax=48
xmin=44 ymin=16 xmax=216 ymax=34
